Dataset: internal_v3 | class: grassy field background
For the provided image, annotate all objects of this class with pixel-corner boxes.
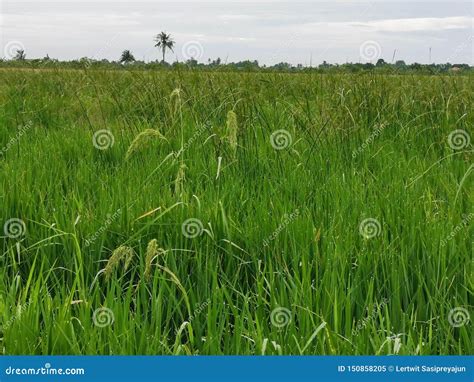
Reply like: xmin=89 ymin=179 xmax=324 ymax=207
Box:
xmin=0 ymin=68 xmax=472 ymax=355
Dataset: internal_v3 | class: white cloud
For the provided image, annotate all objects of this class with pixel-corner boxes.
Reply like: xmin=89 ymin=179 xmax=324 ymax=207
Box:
xmin=218 ymin=14 xmax=257 ymax=21
xmin=293 ymin=16 xmax=472 ymax=36
xmin=353 ymin=16 xmax=472 ymax=32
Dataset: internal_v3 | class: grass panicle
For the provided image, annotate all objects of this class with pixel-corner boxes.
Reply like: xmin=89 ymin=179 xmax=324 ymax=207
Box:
xmin=125 ymin=129 xmax=166 ymax=160
xmin=144 ymin=239 xmax=166 ymax=281
xmin=104 ymin=245 xmax=135 ymax=280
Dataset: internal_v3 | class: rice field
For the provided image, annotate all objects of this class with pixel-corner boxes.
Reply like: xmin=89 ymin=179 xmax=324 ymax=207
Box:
xmin=0 ymin=68 xmax=472 ymax=355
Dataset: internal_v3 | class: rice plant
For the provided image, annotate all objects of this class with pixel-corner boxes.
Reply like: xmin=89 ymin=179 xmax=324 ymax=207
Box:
xmin=0 ymin=68 xmax=472 ymax=355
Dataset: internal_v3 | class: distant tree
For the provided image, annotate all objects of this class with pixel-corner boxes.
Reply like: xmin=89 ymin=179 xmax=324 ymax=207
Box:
xmin=362 ymin=62 xmax=374 ymax=70
xmin=233 ymin=60 xmax=259 ymax=71
xmin=273 ymin=62 xmax=292 ymax=70
xmin=154 ymin=32 xmax=175 ymax=63
xmin=376 ymin=58 xmax=386 ymax=67
xmin=410 ymin=62 xmax=422 ymax=70
xmin=79 ymin=57 xmax=94 ymax=68
xmin=120 ymin=50 xmax=136 ymax=64
xmin=395 ymin=60 xmax=406 ymax=68
xmin=14 ymin=49 xmax=26 ymax=60
xmin=320 ymin=60 xmax=331 ymax=69
xmin=208 ymin=58 xmax=222 ymax=67
xmin=186 ymin=58 xmax=198 ymax=67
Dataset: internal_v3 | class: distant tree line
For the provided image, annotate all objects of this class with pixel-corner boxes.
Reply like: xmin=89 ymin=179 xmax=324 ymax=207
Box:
xmin=1 ymin=32 xmax=472 ymax=74
xmin=1 ymin=54 xmax=471 ymax=75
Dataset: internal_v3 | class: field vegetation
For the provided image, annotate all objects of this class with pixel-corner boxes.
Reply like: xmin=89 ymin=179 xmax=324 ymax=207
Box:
xmin=0 ymin=68 xmax=472 ymax=355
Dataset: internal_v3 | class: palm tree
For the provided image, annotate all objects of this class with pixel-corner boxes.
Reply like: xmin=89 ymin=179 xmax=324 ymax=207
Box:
xmin=14 ymin=49 xmax=26 ymax=60
xmin=120 ymin=50 xmax=135 ymax=64
xmin=154 ymin=32 xmax=174 ymax=63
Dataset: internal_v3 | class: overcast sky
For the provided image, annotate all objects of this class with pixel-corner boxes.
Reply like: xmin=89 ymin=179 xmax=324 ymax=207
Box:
xmin=1 ymin=1 xmax=472 ymax=65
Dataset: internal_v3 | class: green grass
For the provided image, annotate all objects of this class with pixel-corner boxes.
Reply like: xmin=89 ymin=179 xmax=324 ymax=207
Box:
xmin=0 ymin=68 xmax=472 ymax=355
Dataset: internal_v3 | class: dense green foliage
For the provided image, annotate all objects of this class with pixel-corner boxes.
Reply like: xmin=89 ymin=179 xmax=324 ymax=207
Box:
xmin=0 ymin=68 xmax=472 ymax=355
xmin=0 ymin=57 xmax=472 ymax=75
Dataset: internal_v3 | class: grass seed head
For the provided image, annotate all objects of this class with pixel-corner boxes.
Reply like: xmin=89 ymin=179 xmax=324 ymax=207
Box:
xmin=125 ymin=129 xmax=166 ymax=161
xmin=105 ymin=245 xmax=135 ymax=280
xmin=144 ymin=239 xmax=166 ymax=280
xmin=170 ymin=88 xmax=182 ymax=115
